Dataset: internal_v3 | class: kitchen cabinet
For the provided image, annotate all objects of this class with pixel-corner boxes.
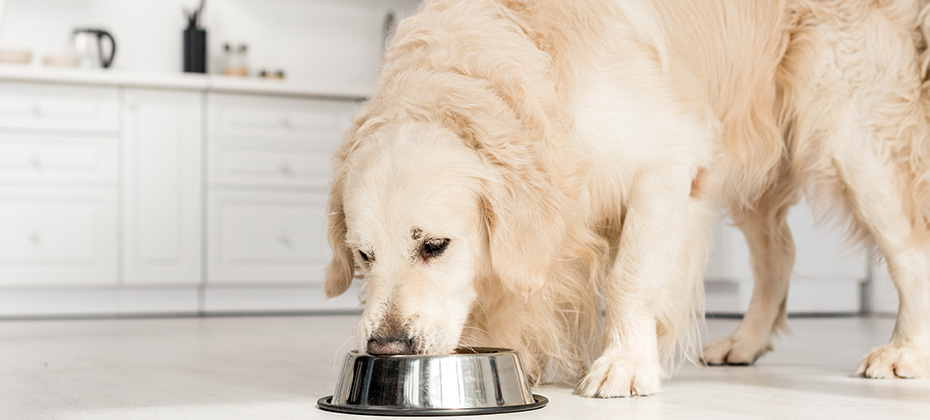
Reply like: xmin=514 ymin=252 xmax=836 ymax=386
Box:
xmin=207 ymin=93 xmax=354 ymax=141
xmin=0 ymin=82 xmax=119 ymax=288
xmin=121 ymin=89 xmax=203 ymax=286
xmin=0 ymin=134 xmax=118 ymax=184
xmin=0 ymin=187 xmax=118 ymax=287
xmin=207 ymin=190 xmax=330 ymax=284
xmin=206 ymin=94 xmax=354 ymax=188
xmin=0 ymin=73 xmax=362 ymax=316
xmin=0 ymin=81 xmax=118 ymax=133
xmin=205 ymin=93 xmax=353 ymax=288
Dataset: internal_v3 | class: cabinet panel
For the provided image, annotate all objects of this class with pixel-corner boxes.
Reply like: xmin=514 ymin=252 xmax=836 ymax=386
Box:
xmin=0 ymin=82 xmax=118 ymax=132
xmin=207 ymin=191 xmax=330 ymax=285
xmin=0 ymin=134 xmax=117 ymax=183
xmin=207 ymin=93 xmax=355 ymax=141
xmin=0 ymin=187 xmax=117 ymax=287
xmin=207 ymin=141 xmax=336 ymax=188
xmin=122 ymin=89 xmax=203 ymax=286
xmin=704 ymin=198 xmax=866 ymax=314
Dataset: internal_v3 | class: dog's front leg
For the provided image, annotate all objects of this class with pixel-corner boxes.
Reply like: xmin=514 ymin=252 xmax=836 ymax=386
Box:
xmin=577 ymin=169 xmax=692 ymax=398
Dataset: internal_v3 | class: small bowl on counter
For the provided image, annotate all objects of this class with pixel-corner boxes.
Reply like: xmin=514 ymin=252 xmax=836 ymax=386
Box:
xmin=0 ymin=49 xmax=32 ymax=65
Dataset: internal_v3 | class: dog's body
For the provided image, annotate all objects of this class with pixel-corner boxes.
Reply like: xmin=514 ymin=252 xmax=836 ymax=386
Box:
xmin=325 ymin=0 xmax=930 ymax=397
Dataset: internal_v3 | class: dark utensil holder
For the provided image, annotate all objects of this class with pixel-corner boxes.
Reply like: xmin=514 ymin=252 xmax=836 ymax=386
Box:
xmin=183 ymin=27 xmax=206 ymax=73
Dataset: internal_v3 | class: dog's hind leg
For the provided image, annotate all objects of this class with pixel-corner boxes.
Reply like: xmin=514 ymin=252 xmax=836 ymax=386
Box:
xmin=820 ymin=134 xmax=930 ymax=379
xmin=851 ymin=185 xmax=930 ymax=379
xmin=702 ymin=177 xmax=799 ymax=366
xmin=747 ymin=1 xmax=930 ymax=378
xmin=824 ymin=134 xmax=930 ymax=378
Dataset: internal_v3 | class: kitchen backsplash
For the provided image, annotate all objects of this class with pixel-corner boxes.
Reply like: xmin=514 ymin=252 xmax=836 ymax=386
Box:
xmin=0 ymin=0 xmax=419 ymax=86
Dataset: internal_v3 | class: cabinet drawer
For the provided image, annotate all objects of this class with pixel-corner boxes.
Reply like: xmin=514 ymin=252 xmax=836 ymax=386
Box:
xmin=207 ymin=191 xmax=331 ymax=284
xmin=0 ymin=82 xmax=118 ymax=133
xmin=207 ymin=93 xmax=355 ymax=141
xmin=207 ymin=141 xmax=336 ymax=188
xmin=0 ymin=134 xmax=117 ymax=183
xmin=0 ymin=188 xmax=118 ymax=287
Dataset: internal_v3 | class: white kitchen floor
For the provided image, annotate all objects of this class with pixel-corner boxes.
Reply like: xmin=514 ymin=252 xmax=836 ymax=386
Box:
xmin=0 ymin=315 xmax=927 ymax=420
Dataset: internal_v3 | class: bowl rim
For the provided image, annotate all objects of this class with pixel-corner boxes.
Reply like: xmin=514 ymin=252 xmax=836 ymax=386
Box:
xmin=316 ymin=394 xmax=548 ymax=416
xmin=347 ymin=347 xmax=517 ymax=358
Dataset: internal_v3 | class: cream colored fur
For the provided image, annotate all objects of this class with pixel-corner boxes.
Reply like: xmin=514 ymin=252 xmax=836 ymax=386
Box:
xmin=325 ymin=0 xmax=930 ymax=397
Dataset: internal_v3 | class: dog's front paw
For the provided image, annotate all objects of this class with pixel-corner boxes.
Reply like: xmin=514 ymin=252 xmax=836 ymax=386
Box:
xmin=857 ymin=343 xmax=930 ymax=379
xmin=575 ymin=354 xmax=662 ymax=398
xmin=701 ymin=335 xmax=772 ymax=366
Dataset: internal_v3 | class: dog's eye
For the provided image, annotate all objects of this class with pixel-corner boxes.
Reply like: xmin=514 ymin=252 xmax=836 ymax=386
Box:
xmin=358 ymin=250 xmax=373 ymax=263
xmin=421 ymin=238 xmax=450 ymax=260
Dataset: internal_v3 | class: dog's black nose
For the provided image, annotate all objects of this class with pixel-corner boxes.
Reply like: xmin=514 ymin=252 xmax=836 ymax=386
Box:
xmin=367 ymin=336 xmax=414 ymax=355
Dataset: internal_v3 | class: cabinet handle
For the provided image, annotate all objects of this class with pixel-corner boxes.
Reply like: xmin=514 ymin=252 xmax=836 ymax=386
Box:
xmin=279 ymin=235 xmax=292 ymax=248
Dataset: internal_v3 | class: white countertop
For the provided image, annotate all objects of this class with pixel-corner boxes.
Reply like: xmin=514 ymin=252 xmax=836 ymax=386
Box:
xmin=0 ymin=64 xmax=371 ymax=99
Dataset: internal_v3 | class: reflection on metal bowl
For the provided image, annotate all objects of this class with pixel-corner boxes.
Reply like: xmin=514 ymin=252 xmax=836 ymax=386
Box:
xmin=318 ymin=347 xmax=548 ymax=416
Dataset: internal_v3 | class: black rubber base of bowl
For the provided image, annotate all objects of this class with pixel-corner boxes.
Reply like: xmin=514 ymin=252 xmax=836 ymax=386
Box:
xmin=317 ymin=395 xmax=548 ymax=416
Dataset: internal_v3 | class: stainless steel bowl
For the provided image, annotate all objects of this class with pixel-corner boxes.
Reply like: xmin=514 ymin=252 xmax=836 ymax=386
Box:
xmin=318 ymin=347 xmax=547 ymax=416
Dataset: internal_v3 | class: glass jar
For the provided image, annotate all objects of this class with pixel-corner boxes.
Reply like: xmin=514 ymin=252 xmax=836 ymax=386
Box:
xmin=222 ymin=42 xmax=249 ymax=77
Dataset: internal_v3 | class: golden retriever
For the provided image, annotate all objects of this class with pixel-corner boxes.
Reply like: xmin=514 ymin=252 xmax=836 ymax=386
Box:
xmin=324 ymin=0 xmax=930 ymax=397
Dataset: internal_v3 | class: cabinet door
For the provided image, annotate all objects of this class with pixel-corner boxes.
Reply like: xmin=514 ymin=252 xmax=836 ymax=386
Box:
xmin=207 ymin=93 xmax=355 ymax=141
xmin=207 ymin=140 xmax=342 ymax=188
xmin=122 ymin=89 xmax=202 ymax=286
xmin=207 ymin=191 xmax=330 ymax=285
xmin=0 ymin=187 xmax=117 ymax=287
xmin=0 ymin=81 xmax=118 ymax=133
xmin=0 ymin=134 xmax=118 ymax=184
xmin=206 ymin=93 xmax=354 ymax=188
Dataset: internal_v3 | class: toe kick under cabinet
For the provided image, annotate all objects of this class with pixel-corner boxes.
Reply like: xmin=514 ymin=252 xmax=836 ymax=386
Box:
xmin=0 ymin=77 xmax=362 ymax=317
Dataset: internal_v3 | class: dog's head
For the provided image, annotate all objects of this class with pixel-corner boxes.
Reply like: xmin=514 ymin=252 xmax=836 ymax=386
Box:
xmin=324 ymin=114 xmax=566 ymax=355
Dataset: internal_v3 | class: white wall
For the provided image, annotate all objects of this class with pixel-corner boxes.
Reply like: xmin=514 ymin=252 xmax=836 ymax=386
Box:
xmin=0 ymin=0 xmax=419 ymax=86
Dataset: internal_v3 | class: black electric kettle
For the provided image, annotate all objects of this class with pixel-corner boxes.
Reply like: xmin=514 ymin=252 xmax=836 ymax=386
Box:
xmin=73 ymin=28 xmax=117 ymax=69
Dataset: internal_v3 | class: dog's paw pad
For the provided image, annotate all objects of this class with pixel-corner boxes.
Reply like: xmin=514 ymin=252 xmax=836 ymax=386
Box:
xmin=858 ymin=344 xmax=930 ymax=379
xmin=575 ymin=355 xmax=662 ymax=398
xmin=701 ymin=336 xmax=770 ymax=366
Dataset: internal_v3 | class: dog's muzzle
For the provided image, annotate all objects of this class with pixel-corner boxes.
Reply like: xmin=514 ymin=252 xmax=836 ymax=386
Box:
xmin=367 ymin=333 xmax=415 ymax=355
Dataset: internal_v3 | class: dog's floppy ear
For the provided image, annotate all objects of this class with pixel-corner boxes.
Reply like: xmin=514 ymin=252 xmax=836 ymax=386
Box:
xmin=445 ymin=105 xmax=566 ymax=297
xmin=323 ymin=112 xmax=384 ymax=298
xmin=324 ymin=169 xmax=354 ymax=298
xmin=324 ymin=110 xmax=390 ymax=297
xmin=481 ymin=168 xmax=565 ymax=297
